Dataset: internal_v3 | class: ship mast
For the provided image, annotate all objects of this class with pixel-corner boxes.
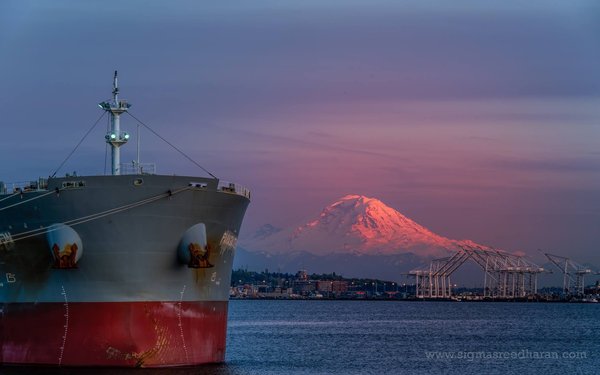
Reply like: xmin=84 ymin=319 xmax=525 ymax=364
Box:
xmin=99 ymin=71 xmax=130 ymax=175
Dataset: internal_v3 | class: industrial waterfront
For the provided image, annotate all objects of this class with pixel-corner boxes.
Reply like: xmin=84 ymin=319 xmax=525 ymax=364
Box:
xmin=230 ymin=247 xmax=600 ymax=303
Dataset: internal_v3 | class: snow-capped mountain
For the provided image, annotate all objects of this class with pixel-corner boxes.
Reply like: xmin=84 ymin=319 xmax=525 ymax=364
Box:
xmin=241 ymin=194 xmax=469 ymax=258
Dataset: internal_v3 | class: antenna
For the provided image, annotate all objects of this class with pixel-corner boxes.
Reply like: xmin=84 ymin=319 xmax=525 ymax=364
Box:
xmin=112 ymin=70 xmax=119 ymax=102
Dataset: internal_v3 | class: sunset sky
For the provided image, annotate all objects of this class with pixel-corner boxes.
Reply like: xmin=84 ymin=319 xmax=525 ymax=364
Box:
xmin=1 ymin=1 xmax=599 ymax=263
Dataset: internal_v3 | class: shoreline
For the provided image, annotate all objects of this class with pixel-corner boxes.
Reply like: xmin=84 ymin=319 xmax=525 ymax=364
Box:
xmin=230 ymin=296 xmax=599 ymax=303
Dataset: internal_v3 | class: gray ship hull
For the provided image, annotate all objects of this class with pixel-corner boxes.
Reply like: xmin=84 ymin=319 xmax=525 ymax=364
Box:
xmin=0 ymin=174 xmax=250 ymax=366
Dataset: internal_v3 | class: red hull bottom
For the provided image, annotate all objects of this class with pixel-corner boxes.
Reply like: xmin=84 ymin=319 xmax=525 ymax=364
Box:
xmin=0 ymin=301 xmax=228 ymax=367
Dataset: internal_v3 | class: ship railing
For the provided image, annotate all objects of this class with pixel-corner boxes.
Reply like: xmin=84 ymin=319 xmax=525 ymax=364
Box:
xmin=0 ymin=178 xmax=49 ymax=195
xmin=119 ymin=162 xmax=157 ymax=175
xmin=218 ymin=181 xmax=251 ymax=200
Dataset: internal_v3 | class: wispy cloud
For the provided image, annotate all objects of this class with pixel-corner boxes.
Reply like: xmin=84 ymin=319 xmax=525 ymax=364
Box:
xmin=483 ymin=157 xmax=600 ymax=173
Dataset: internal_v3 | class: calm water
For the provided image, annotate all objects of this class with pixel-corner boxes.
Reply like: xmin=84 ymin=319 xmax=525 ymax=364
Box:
xmin=3 ymin=300 xmax=599 ymax=375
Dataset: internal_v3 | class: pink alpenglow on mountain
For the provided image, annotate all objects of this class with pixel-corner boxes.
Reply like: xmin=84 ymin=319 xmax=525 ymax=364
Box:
xmin=243 ymin=195 xmax=470 ymax=257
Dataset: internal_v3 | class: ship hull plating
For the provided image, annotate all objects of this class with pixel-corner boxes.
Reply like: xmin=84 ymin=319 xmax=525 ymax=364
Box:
xmin=2 ymin=301 xmax=228 ymax=367
xmin=0 ymin=175 xmax=249 ymax=367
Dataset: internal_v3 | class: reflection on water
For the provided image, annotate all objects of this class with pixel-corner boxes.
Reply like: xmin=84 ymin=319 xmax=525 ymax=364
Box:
xmin=0 ymin=364 xmax=239 ymax=375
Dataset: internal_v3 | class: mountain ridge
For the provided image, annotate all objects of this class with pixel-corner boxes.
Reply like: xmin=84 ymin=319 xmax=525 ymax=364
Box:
xmin=241 ymin=194 xmax=476 ymax=258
